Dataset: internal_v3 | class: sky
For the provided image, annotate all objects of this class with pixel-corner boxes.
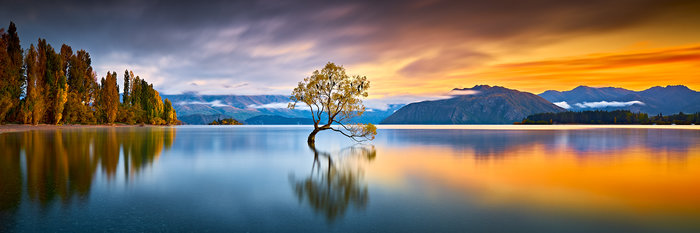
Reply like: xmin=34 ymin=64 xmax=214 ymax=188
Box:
xmin=2 ymin=0 xmax=700 ymax=104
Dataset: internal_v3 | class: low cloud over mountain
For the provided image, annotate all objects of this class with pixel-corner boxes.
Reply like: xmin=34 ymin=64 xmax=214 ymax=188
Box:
xmin=539 ymin=85 xmax=699 ymax=114
xmin=572 ymin=100 xmax=644 ymax=109
xmin=163 ymin=93 xmax=402 ymax=124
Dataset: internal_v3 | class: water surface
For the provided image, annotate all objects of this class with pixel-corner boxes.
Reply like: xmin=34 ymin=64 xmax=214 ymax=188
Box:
xmin=0 ymin=125 xmax=699 ymax=232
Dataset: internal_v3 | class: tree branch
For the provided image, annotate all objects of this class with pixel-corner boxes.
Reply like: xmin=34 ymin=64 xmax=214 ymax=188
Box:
xmin=329 ymin=127 xmax=371 ymax=142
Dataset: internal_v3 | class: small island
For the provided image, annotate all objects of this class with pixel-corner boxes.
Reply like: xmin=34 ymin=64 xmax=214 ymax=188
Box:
xmin=209 ymin=118 xmax=243 ymax=125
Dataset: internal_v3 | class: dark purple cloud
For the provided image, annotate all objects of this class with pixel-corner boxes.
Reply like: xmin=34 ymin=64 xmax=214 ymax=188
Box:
xmin=1 ymin=0 xmax=698 ymax=96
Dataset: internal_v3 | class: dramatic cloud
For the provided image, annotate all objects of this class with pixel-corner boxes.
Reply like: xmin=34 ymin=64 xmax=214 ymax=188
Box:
xmin=443 ymin=44 xmax=700 ymax=94
xmin=574 ymin=101 xmax=645 ymax=108
xmin=3 ymin=0 xmax=699 ymax=101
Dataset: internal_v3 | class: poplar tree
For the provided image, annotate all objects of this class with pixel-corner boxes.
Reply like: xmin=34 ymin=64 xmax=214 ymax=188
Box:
xmin=0 ymin=22 xmax=24 ymax=123
xmin=25 ymin=44 xmax=44 ymax=125
xmin=102 ymin=72 xmax=119 ymax=124
xmin=123 ymin=70 xmax=131 ymax=104
xmin=0 ymin=22 xmax=177 ymax=125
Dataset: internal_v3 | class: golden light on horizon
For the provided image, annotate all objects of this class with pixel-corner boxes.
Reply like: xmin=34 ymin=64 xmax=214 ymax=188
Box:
xmin=347 ymin=3 xmax=700 ymax=98
xmin=359 ymin=43 xmax=700 ymax=98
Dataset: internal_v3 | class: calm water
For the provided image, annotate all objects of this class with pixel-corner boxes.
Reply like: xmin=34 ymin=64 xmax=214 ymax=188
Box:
xmin=1 ymin=125 xmax=699 ymax=232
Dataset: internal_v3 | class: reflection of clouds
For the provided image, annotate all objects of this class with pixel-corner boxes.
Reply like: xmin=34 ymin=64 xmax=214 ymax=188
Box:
xmin=387 ymin=129 xmax=557 ymax=157
xmin=564 ymin=129 xmax=699 ymax=155
xmin=289 ymin=145 xmax=375 ymax=222
xmin=386 ymin=128 xmax=700 ymax=157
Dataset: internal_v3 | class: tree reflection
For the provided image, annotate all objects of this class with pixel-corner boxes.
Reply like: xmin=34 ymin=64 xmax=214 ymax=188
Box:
xmin=290 ymin=144 xmax=376 ymax=222
xmin=0 ymin=132 xmax=22 ymax=232
xmin=0 ymin=127 xmax=176 ymax=215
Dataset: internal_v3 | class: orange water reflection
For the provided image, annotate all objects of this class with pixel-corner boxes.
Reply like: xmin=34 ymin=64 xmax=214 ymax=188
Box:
xmin=368 ymin=132 xmax=700 ymax=221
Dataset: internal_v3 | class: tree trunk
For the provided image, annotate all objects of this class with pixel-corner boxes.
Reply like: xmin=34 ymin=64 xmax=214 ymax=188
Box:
xmin=307 ymin=128 xmax=321 ymax=147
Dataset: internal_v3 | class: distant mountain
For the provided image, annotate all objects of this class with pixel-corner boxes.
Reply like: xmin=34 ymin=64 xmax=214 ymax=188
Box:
xmin=162 ymin=94 xmax=402 ymax=125
xmin=177 ymin=114 xmax=230 ymax=125
xmin=539 ymin=85 xmax=700 ymax=115
xmin=162 ymin=94 xmax=303 ymax=122
xmin=540 ymin=86 xmax=635 ymax=104
xmin=244 ymin=115 xmax=314 ymax=125
xmin=381 ymin=85 xmax=565 ymax=124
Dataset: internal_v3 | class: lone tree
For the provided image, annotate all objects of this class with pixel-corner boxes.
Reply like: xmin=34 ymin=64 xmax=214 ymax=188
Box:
xmin=289 ymin=62 xmax=377 ymax=146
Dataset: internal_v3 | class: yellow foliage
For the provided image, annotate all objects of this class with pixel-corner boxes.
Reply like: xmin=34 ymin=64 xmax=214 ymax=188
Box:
xmin=0 ymin=95 xmax=13 ymax=123
xmin=289 ymin=62 xmax=376 ymax=142
xmin=54 ymin=85 xmax=68 ymax=124
xmin=150 ymin=117 xmax=166 ymax=125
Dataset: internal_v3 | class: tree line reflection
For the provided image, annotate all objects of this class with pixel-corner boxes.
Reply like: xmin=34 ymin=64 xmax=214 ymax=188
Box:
xmin=290 ymin=144 xmax=376 ymax=222
xmin=389 ymin=128 xmax=700 ymax=157
xmin=0 ymin=127 xmax=175 ymax=227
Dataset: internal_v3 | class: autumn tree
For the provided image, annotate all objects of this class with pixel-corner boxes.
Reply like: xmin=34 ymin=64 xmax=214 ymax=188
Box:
xmin=148 ymin=86 xmax=164 ymax=124
xmin=0 ymin=22 xmax=177 ymax=126
xmin=24 ymin=44 xmax=44 ymax=125
xmin=33 ymin=39 xmax=68 ymax=124
xmin=64 ymin=49 xmax=96 ymax=123
xmin=0 ymin=22 xmax=24 ymax=123
xmin=0 ymin=28 xmax=12 ymax=122
xmin=129 ymin=76 xmax=143 ymax=120
xmin=100 ymin=72 xmax=119 ymax=124
xmin=162 ymin=98 xmax=177 ymax=125
xmin=59 ymin=44 xmax=72 ymax=74
xmin=289 ymin=62 xmax=377 ymax=146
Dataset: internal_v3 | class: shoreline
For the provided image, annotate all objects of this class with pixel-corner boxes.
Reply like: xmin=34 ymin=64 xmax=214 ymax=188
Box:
xmin=181 ymin=124 xmax=700 ymax=130
xmin=375 ymin=124 xmax=700 ymax=130
xmin=3 ymin=124 xmax=699 ymax=133
xmin=0 ymin=124 xmax=168 ymax=133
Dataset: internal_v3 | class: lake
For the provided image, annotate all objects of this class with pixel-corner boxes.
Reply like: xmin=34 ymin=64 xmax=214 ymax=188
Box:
xmin=1 ymin=125 xmax=699 ymax=232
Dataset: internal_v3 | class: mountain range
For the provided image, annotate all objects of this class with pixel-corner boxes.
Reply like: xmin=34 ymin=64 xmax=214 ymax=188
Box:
xmin=165 ymin=85 xmax=699 ymax=125
xmin=539 ymin=85 xmax=700 ymax=115
xmin=381 ymin=85 xmax=564 ymax=124
xmin=244 ymin=115 xmax=315 ymax=125
xmin=162 ymin=93 xmax=403 ymax=125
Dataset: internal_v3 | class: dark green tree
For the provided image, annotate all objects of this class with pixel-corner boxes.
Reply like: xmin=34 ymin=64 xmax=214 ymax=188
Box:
xmin=123 ymin=70 xmax=131 ymax=104
xmin=0 ymin=22 xmax=24 ymax=123
xmin=64 ymin=49 xmax=95 ymax=123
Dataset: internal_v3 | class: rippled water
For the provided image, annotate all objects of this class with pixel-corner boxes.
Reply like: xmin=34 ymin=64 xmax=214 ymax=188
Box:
xmin=0 ymin=125 xmax=699 ymax=232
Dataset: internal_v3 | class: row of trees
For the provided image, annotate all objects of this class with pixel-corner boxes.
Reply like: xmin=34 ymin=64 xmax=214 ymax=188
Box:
xmin=0 ymin=21 xmax=177 ymax=125
xmin=520 ymin=110 xmax=699 ymax=125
